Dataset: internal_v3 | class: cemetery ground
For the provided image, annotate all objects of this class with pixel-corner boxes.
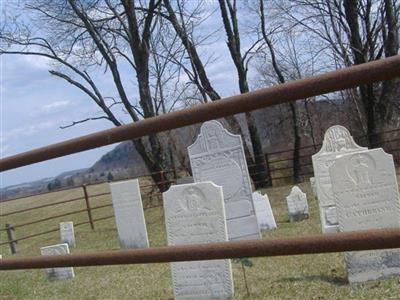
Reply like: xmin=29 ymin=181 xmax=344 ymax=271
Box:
xmin=1 ymin=179 xmax=399 ymax=299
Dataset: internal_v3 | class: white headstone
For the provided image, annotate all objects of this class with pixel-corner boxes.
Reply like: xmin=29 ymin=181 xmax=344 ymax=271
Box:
xmin=110 ymin=179 xmax=149 ymax=248
xmin=40 ymin=243 xmax=74 ymax=280
xmin=330 ymin=148 xmax=400 ymax=283
xmin=163 ymin=182 xmax=234 ymax=299
xmin=59 ymin=221 xmax=75 ymax=248
xmin=252 ymin=192 xmax=277 ymax=230
xmin=312 ymin=125 xmax=367 ymax=233
xmin=188 ymin=120 xmax=261 ymax=241
xmin=286 ymin=186 xmax=309 ymax=222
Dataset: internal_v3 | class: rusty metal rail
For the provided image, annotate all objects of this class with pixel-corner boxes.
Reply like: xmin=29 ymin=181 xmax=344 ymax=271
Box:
xmin=1 ymin=228 xmax=399 ymax=270
xmin=1 ymin=56 xmax=399 ymax=172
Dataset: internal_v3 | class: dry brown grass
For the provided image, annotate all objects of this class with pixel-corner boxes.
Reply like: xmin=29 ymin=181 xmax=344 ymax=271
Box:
xmin=0 ymin=180 xmax=399 ymax=299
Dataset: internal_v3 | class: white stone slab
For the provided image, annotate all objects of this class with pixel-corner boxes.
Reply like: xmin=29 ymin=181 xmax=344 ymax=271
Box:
xmin=330 ymin=148 xmax=400 ymax=283
xmin=163 ymin=182 xmax=234 ymax=299
xmin=252 ymin=192 xmax=277 ymax=230
xmin=286 ymin=186 xmax=309 ymax=222
xmin=59 ymin=221 xmax=75 ymax=248
xmin=110 ymin=179 xmax=149 ymax=249
xmin=312 ymin=125 xmax=367 ymax=233
xmin=188 ymin=120 xmax=261 ymax=241
xmin=40 ymin=243 xmax=74 ymax=280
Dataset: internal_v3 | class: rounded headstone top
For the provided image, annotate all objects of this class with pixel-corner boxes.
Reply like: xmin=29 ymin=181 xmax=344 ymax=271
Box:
xmin=317 ymin=125 xmax=365 ymax=154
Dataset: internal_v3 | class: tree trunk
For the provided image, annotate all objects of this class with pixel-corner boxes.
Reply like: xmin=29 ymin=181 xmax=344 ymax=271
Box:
xmin=289 ymin=103 xmax=301 ymax=183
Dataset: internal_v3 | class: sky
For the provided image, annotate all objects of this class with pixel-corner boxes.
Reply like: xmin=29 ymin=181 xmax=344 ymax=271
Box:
xmin=0 ymin=3 xmax=252 ymax=188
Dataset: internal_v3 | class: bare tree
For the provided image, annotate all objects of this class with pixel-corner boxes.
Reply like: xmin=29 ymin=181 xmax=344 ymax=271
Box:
xmin=277 ymin=0 xmax=400 ymax=146
xmin=0 ymin=0 xmax=186 ymax=191
xmin=162 ymin=0 xmax=271 ymax=187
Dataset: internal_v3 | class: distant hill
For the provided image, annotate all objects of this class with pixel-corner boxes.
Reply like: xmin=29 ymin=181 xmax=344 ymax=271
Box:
xmin=1 ymin=98 xmax=363 ymax=201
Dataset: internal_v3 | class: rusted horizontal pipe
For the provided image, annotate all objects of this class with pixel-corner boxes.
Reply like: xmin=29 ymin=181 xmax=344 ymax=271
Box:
xmin=1 ymin=228 xmax=399 ymax=270
xmin=1 ymin=56 xmax=400 ymax=172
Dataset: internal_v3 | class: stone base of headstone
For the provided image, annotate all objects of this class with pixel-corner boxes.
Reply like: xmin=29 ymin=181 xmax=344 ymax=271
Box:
xmin=345 ymin=250 xmax=400 ymax=283
xmin=289 ymin=213 xmax=309 ymax=223
xmin=40 ymin=243 xmax=75 ymax=280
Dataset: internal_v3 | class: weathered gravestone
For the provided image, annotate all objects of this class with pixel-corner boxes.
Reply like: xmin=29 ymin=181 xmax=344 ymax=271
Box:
xmin=312 ymin=125 xmax=367 ymax=233
xmin=40 ymin=243 xmax=75 ymax=280
xmin=330 ymin=148 xmax=400 ymax=283
xmin=163 ymin=182 xmax=234 ymax=299
xmin=286 ymin=186 xmax=309 ymax=222
xmin=110 ymin=179 xmax=149 ymax=249
xmin=188 ymin=120 xmax=261 ymax=241
xmin=252 ymin=192 xmax=277 ymax=230
xmin=59 ymin=221 xmax=75 ymax=248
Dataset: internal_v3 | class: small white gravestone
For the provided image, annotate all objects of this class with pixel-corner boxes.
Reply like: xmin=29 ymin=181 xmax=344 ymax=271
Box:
xmin=188 ymin=120 xmax=260 ymax=241
xmin=40 ymin=243 xmax=74 ymax=280
xmin=163 ymin=182 xmax=234 ymax=299
xmin=110 ymin=179 xmax=149 ymax=248
xmin=312 ymin=125 xmax=367 ymax=233
xmin=252 ymin=192 xmax=277 ymax=230
xmin=286 ymin=186 xmax=309 ymax=222
xmin=330 ymin=148 xmax=400 ymax=283
xmin=59 ymin=221 xmax=75 ymax=248
xmin=310 ymin=177 xmax=317 ymax=199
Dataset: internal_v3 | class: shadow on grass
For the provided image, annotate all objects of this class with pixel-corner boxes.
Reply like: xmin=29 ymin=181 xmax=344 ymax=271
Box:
xmin=275 ymin=274 xmax=348 ymax=286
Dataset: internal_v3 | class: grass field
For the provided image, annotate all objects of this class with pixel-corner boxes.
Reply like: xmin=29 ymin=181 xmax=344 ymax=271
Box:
xmin=1 ymin=180 xmax=399 ymax=299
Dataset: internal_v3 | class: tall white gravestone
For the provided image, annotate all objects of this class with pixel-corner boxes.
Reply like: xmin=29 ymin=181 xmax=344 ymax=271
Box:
xmin=312 ymin=125 xmax=367 ymax=233
xmin=330 ymin=148 xmax=400 ymax=283
xmin=188 ymin=120 xmax=261 ymax=241
xmin=59 ymin=221 xmax=75 ymax=248
xmin=252 ymin=192 xmax=277 ymax=230
xmin=163 ymin=182 xmax=234 ymax=299
xmin=286 ymin=186 xmax=309 ymax=222
xmin=110 ymin=179 xmax=149 ymax=248
xmin=40 ymin=243 xmax=75 ymax=280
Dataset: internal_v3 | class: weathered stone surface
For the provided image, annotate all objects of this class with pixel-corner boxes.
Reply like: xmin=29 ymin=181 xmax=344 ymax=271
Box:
xmin=252 ymin=192 xmax=277 ymax=230
xmin=312 ymin=125 xmax=366 ymax=233
xmin=59 ymin=221 xmax=75 ymax=248
xmin=176 ymin=177 xmax=194 ymax=185
xmin=163 ymin=182 xmax=234 ymax=299
xmin=110 ymin=179 xmax=149 ymax=249
xmin=286 ymin=186 xmax=309 ymax=222
xmin=188 ymin=120 xmax=260 ymax=241
xmin=330 ymin=148 xmax=400 ymax=283
xmin=40 ymin=243 xmax=74 ymax=280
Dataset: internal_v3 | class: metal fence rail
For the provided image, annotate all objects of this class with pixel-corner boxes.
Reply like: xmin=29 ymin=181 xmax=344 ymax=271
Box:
xmin=1 ymin=229 xmax=399 ymax=270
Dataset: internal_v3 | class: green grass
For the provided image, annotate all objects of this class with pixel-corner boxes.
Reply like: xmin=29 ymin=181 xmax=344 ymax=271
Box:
xmin=1 ymin=181 xmax=399 ymax=299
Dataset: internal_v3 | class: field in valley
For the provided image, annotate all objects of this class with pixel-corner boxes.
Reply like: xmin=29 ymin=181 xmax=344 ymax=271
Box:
xmin=0 ymin=180 xmax=399 ymax=299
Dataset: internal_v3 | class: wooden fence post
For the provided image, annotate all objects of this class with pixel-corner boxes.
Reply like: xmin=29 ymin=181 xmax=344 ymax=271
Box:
xmin=160 ymin=170 xmax=166 ymax=192
xmin=5 ymin=224 xmax=17 ymax=254
xmin=82 ymin=185 xmax=95 ymax=230
xmin=264 ymin=153 xmax=272 ymax=187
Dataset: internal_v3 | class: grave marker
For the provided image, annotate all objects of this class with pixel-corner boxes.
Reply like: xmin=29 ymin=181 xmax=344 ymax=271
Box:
xmin=286 ymin=186 xmax=309 ymax=222
xmin=110 ymin=179 xmax=149 ymax=248
xmin=40 ymin=243 xmax=74 ymax=280
xmin=163 ymin=182 xmax=234 ymax=299
xmin=188 ymin=120 xmax=260 ymax=240
xmin=59 ymin=221 xmax=75 ymax=248
xmin=312 ymin=125 xmax=367 ymax=233
xmin=252 ymin=192 xmax=277 ymax=230
xmin=330 ymin=148 xmax=400 ymax=283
